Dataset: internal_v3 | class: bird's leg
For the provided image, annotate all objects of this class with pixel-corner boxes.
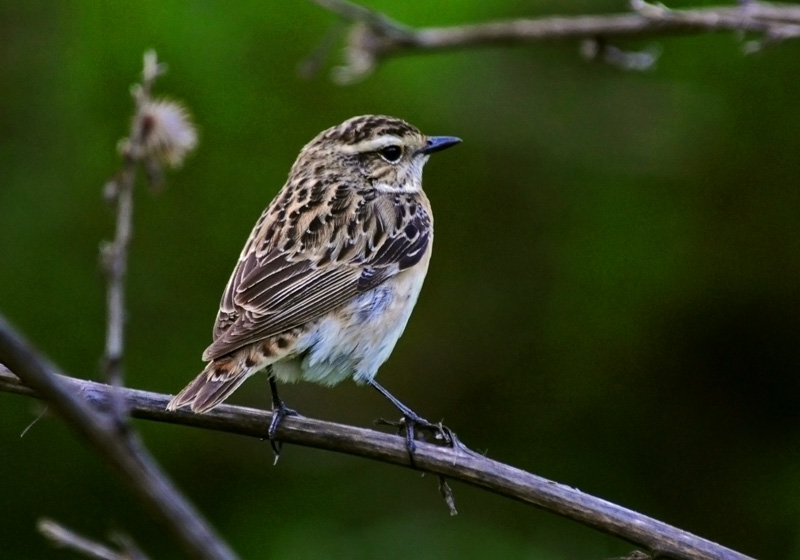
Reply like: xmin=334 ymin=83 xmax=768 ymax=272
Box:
xmin=268 ymin=375 xmax=299 ymax=458
xmin=368 ymin=379 xmax=458 ymax=460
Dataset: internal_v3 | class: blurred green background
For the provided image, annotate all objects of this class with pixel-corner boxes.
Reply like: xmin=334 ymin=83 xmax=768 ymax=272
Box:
xmin=2 ymin=1 xmax=799 ymax=558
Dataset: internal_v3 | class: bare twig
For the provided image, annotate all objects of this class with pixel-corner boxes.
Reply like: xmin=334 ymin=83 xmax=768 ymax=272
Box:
xmin=308 ymin=0 xmax=800 ymax=82
xmin=101 ymin=52 xmax=196 ymax=425
xmin=8 ymin=51 xmax=204 ymax=560
xmin=607 ymin=552 xmax=652 ymax=560
xmin=102 ymin=54 xmax=160 ymax=387
xmin=0 ymin=317 xmax=237 ymax=560
xmin=101 ymin=52 xmax=162 ymax=425
xmin=38 ymin=518 xmax=149 ymax=560
xmin=0 ymin=348 xmax=753 ymax=560
xmin=62 ymin=51 xmax=211 ymax=559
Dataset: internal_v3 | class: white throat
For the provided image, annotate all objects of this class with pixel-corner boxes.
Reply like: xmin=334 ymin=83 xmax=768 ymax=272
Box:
xmin=374 ymin=181 xmax=421 ymax=194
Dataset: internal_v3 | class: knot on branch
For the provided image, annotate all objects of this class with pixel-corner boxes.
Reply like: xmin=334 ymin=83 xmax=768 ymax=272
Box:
xmin=333 ymin=22 xmax=383 ymax=84
xmin=333 ymin=21 xmax=414 ymax=83
xmin=309 ymin=0 xmax=415 ymax=83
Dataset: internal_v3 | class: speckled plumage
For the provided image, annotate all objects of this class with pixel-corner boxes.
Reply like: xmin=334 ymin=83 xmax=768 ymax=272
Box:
xmin=167 ymin=115 xmax=460 ymax=415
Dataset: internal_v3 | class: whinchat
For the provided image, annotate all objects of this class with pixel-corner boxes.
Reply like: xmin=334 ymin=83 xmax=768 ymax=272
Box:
xmin=167 ymin=115 xmax=460 ymax=455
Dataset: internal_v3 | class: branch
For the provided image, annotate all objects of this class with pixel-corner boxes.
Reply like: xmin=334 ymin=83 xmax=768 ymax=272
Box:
xmin=38 ymin=518 xmax=149 ymax=560
xmin=309 ymin=0 xmax=800 ymax=82
xmin=0 ymin=339 xmax=753 ymax=560
xmin=101 ymin=51 xmax=196 ymax=425
xmin=33 ymin=50 xmax=211 ymax=560
xmin=0 ymin=316 xmax=237 ymax=560
xmin=101 ymin=52 xmax=162 ymax=406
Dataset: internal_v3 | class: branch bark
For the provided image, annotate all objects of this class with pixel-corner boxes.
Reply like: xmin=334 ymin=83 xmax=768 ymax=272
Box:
xmin=0 ymin=316 xmax=237 ymax=560
xmin=309 ymin=0 xmax=800 ymax=82
xmin=0 ymin=335 xmax=753 ymax=560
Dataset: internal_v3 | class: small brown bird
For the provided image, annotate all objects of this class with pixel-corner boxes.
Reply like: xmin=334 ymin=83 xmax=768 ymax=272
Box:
xmin=167 ymin=115 xmax=460 ymax=454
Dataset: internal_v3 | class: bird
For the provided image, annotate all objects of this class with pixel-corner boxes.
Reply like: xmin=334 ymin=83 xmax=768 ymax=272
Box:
xmin=166 ymin=115 xmax=460 ymax=456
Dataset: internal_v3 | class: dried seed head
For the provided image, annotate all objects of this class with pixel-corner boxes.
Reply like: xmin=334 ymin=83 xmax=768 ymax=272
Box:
xmin=136 ymin=99 xmax=198 ymax=167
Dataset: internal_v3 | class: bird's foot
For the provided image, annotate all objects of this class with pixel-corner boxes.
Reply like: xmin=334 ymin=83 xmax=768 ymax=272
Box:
xmin=376 ymin=412 xmax=466 ymax=515
xmin=268 ymin=400 xmax=299 ymax=460
xmin=376 ymin=413 xmax=461 ymax=461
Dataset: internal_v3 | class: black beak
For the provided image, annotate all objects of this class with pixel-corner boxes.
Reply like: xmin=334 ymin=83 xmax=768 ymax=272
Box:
xmin=420 ymin=136 xmax=462 ymax=155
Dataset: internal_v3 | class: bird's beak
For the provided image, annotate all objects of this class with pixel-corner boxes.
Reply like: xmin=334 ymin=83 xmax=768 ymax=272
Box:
xmin=420 ymin=136 xmax=462 ymax=155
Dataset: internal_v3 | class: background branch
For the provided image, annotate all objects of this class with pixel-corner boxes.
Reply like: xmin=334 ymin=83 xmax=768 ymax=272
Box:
xmin=0 ymin=325 xmax=753 ymax=560
xmin=0 ymin=316 xmax=237 ymax=560
xmin=101 ymin=51 xmax=194 ymax=426
xmin=13 ymin=50 xmax=212 ymax=560
xmin=310 ymin=0 xmax=800 ymax=82
xmin=38 ymin=519 xmax=149 ymax=560
xmin=101 ymin=53 xmax=162 ymax=408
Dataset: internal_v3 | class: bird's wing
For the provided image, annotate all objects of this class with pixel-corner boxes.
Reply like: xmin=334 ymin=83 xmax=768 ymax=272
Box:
xmin=202 ymin=193 xmax=431 ymax=361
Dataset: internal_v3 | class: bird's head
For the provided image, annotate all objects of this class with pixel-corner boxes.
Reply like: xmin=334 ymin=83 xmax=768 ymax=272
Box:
xmin=294 ymin=115 xmax=460 ymax=194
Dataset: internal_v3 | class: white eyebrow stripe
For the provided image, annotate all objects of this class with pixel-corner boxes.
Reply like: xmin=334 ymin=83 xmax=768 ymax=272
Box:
xmin=339 ymin=135 xmax=404 ymax=154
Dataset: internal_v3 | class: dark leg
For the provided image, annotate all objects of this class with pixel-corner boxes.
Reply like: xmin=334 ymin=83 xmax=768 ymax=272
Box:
xmin=268 ymin=375 xmax=298 ymax=457
xmin=368 ymin=379 xmax=456 ymax=460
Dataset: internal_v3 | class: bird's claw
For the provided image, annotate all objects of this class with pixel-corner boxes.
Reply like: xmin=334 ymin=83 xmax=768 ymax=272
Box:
xmin=375 ymin=415 xmax=459 ymax=461
xmin=268 ymin=401 xmax=300 ymax=459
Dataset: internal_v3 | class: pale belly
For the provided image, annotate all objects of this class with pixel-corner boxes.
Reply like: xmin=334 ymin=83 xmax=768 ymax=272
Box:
xmin=270 ymin=265 xmax=428 ymax=386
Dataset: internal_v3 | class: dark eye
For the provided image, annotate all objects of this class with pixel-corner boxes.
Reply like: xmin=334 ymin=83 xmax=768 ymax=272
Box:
xmin=379 ymin=145 xmax=403 ymax=163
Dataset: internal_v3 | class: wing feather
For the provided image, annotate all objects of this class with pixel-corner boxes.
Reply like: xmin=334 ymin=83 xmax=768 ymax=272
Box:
xmin=203 ymin=190 xmax=431 ymax=361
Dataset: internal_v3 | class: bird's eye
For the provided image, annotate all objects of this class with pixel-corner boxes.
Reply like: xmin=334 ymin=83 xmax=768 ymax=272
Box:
xmin=379 ymin=145 xmax=403 ymax=163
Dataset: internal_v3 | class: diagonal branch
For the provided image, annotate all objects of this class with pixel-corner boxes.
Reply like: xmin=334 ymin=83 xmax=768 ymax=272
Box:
xmin=0 ymin=324 xmax=753 ymax=560
xmin=309 ymin=0 xmax=800 ymax=82
xmin=0 ymin=315 xmax=238 ymax=560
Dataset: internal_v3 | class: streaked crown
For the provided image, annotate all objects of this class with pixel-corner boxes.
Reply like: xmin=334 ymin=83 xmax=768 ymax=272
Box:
xmin=290 ymin=115 xmax=460 ymax=194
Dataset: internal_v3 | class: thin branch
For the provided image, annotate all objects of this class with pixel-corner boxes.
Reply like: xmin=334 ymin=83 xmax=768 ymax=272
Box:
xmin=0 ymin=343 xmax=753 ymax=560
xmin=101 ymin=52 xmax=167 ymax=425
xmin=101 ymin=52 xmax=196 ymax=427
xmin=608 ymin=553 xmax=652 ymax=560
xmin=38 ymin=518 xmax=149 ymax=560
xmin=308 ymin=0 xmax=800 ymax=82
xmin=101 ymin=163 xmax=133 ymax=389
xmin=0 ymin=317 xmax=238 ymax=560
xmin=50 ymin=51 xmax=213 ymax=560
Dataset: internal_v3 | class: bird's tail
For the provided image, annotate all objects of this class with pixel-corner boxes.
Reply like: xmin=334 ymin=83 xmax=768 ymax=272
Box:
xmin=167 ymin=358 xmax=257 ymax=413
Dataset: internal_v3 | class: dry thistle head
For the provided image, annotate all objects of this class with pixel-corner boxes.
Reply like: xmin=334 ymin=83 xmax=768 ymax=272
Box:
xmin=136 ymin=99 xmax=198 ymax=168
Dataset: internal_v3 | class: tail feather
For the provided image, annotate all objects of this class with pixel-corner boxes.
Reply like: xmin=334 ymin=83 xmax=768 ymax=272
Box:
xmin=167 ymin=359 xmax=253 ymax=413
